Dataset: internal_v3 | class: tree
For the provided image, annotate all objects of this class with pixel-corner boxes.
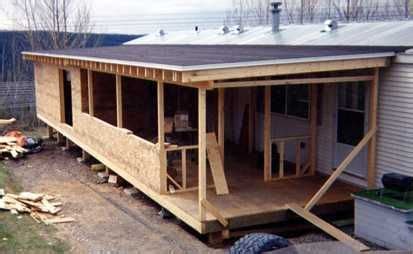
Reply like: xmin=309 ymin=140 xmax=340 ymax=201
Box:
xmin=10 ymin=0 xmax=93 ymax=50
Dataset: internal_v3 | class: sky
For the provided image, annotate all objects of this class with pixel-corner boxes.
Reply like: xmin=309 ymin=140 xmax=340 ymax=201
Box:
xmin=0 ymin=0 xmax=234 ymax=34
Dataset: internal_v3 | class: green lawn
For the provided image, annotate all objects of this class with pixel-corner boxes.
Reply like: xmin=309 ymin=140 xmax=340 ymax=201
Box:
xmin=0 ymin=163 xmax=69 ymax=254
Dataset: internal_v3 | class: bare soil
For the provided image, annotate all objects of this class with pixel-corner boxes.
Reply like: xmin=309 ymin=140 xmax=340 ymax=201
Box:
xmin=5 ymin=141 xmax=223 ymax=253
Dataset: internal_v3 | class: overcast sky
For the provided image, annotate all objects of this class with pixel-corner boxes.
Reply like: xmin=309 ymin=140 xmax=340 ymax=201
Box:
xmin=0 ymin=0 xmax=233 ymax=34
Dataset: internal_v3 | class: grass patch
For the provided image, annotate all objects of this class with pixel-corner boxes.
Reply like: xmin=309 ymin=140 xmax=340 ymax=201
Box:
xmin=354 ymin=189 xmax=413 ymax=211
xmin=0 ymin=162 xmax=70 ymax=253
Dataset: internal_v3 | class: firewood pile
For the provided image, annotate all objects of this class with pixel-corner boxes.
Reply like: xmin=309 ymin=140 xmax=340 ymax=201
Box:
xmin=0 ymin=136 xmax=28 ymax=159
xmin=0 ymin=190 xmax=75 ymax=225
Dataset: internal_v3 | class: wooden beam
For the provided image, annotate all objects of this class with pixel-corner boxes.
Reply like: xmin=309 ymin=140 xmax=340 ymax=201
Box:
xmin=116 ymin=75 xmax=123 ymax=128
xmin=87 ymin=70 xmax=94 ymax=116
xmin=198 ymin=88 xmax=207 ymax=221
xmin=309 ymin=85 xmax=318 ymax=175
xmin=278 ymin=141 xmax=285 ymax=178
xmin=288 ymin=204 xmax=369 ymax=252
xmin=183 ymin=58 xmax=388 ymax=83
xmin=367 ymin=68 xmax=379 ymax=188
xmin=305 ymin=128 xmax=376 ymax=211
xmin=206 ymin=133 xmax=229 ymax=195
xmin=218 ymin=88 xmax=225 ymax=163
xmin=181 ymin=149 xmax=187 ymax=189
xmin=248 ymin=88 xmax=255 ymax=153
xmin=201 ymin=199 xmax=229 ymax=227
xmin=157 ymin=81 xmax=167 ymax=194
xmin=214 ymin=75 xmax=375 ymax=88
xmin=264 ymin=86 xmax=272 ymax=181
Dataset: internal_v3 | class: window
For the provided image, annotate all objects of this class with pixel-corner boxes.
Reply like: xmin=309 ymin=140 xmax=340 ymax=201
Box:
xmin=337 ymin=83 xmax=366 ymax=146
xmin=92 ymin=71 xmax=117 ymax=126
xmin=257 ymin=85 xmax=309 ymax=119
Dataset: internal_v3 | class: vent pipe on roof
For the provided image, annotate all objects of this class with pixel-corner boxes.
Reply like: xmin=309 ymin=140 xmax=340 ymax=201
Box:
xmin=271 ymin=2 xmax=282 ymax=33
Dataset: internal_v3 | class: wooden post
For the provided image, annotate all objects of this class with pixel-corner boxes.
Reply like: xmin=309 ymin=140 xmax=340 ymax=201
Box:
xmin=157 ymin=81 xmax=167 ymax=194
xmin=47 ymin=126 xmax=54 ymax=139
xmin=367 ymin=68 xmax=379 ymax=188
xmin=87 ymin=70 xmax=94 ymax=116
xmin=58 ymin=70 xmax=65 ymax=123
xmin=218 ymin=88 xmax=225 ymax=165
xmin=198 ymin=88 xmax=207 ymax=220
xmin=248 ymin=88 xmax=255 ymax=153
xmin=264 ymin=86 xmax=272 ymax=181
xmin=309 ymin=85 xmax=318 ymax=175
xmin=182 ymin=149 xmax=187 ymax=189
xmin=279 ymin=141 xmax=285 ymax=178
xmin=116 ymin=75 xmax=123 ymax=128
xmin=295 ymin=141 xmax=302 ymax=176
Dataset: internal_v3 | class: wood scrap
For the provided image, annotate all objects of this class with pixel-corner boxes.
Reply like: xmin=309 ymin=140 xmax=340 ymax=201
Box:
xmin=0 ymin=135 xmax=28 ymax=159
xmin=0 ymin=190 xmax=74 ymax=225
xmin=0 ymin=118 xmax=16 ymax=125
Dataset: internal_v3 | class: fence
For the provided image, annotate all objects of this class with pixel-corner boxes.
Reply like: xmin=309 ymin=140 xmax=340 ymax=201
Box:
xmin=0 ymin=81 xmax=39 ymax=127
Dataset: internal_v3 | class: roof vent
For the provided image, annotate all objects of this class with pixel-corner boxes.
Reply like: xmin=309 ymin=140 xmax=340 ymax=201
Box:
xmin=270 ymin=2 xmax=282 ymax=33
xmin=406 ymin=49 xmax=413 ymax=54
xmin=195 ymin=26 xmax=200 ymax=33
xmin=221 ymin=25 xmax=230 ymax=34
xmin=322 ymin=19 xmax=338 ymax=32
xmin=159 ymin=29 xmax=166 ymax=36
xmin=236 ymin=24 xmax=245 ymax=34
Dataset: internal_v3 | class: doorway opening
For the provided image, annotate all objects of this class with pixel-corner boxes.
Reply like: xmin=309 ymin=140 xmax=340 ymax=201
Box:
xmin=61 ymin=70 xmax=73 ymax=126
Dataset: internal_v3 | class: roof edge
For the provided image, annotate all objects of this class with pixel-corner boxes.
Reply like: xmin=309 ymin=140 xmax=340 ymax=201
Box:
xmin=22 ymin=51 xmax=395 ymax=72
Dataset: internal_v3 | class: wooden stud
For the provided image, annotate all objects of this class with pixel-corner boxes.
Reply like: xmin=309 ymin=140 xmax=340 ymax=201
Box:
xmin=201 ymin=199 xmax=228 ymax=227
xmin=305 ymin=128 xmax=376 ymax=211
xmin=248 ymin=88 xmax=255 ymax=153
xmin=116 ymin=75 xmax=123 ymax=128
xmin=181 ymin=149 xmax=187 ymax=189
xmin=206 ymin=133 xmax=229 ymax=195
xmin=214 ymin=75 xmax=376 ymax=89
xmin=278 ymin=141 xmax=285 ymax=178
xmin=198 ymin=88 xmax=207 ymax=221
xmin=309 ymin=85 xmax=318 ymax=175
xmin=264 ymin=86 xmax=272 ymax=181
xmin=157 ymin=81 xmax=167 ymax=194
xmin=288 ymin=204 xmax=369 ymax=252
xmin=87 ymin=70 xmax=94 ymax=116
xmin=295 ymin=141 xmax=302 ymax=176
xmin=217 ymin=88 xmax=225 ymax=164
xmin=367 ymin=68 xmax=379 ymax=188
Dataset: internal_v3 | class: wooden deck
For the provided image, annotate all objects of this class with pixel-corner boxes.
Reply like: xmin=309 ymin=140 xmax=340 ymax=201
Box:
xmin=162 ymin=154 xmax=360 ymax=234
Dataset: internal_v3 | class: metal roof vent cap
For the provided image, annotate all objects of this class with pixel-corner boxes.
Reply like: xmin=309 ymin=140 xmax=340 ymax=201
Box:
xmin=323 ymin=19 xmax=338 ymax=32
xmin=236 ymin=24 xmax=245 ymax=34
xmin=221 ymin=25 xmax=230 ymax=34
xmin=270 ymin=2 xmax=282 ymax=33
xmin=159 ymin=29 xmax=166 ymax=36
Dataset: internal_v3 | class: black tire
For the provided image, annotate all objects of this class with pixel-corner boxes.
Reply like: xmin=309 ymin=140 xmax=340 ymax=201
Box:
xmin=229 ymin=233 xmax=290 ymax=254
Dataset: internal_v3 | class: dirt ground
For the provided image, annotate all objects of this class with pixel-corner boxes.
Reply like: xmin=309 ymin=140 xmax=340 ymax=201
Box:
xmin=5 ymin=141 xmax=224 ymax=253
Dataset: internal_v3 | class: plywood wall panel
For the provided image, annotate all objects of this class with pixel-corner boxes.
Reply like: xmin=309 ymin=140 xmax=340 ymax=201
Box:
xmin=34 ymin=63 xmax=161 ymax=192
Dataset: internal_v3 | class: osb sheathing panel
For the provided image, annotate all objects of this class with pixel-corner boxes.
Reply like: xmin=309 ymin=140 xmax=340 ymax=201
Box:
xmin=35 ymin=63 xmax=162 ymax=192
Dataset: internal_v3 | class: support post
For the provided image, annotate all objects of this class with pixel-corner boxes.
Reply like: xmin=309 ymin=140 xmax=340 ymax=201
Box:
xmin=47 ymin=126 xmax=54 ymax=139
xmin=157 ymin=81 xmax=167 ymax=194
xmin=367 ymin=68 xmax=379 ymax=188
xmin=87 ymin=70 xmax=94 ymax=116
xmin=309 ymin=85 xmax=318 ymax=175
xmin=264 ymin=86 xmax=272 ymax=181
xmin=248 ymin=87 xmax=255 ymax=153
xmin=198 ymin=88 xmax=207 ymax=221
xmin=116 ymin=75 xmax=123 ymax=128
xmin=218 ymin=88 xmax=225 ymax=165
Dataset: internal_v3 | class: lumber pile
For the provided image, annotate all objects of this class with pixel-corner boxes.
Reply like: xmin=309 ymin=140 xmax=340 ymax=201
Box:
xmin=0 ymin=136 xmax=28 ymax=158
xmin=0 ymin=190 xmax=74 ymax=225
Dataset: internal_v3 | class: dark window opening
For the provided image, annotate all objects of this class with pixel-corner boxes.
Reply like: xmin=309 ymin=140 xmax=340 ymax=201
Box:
xmin=80 ymin=69 xmax=89 ymax=113
xmin=62 ymin=70 xmax=73 ymax=126
xmin=92 ymin=71 xmax=117 ymax=126
xmin=256 ymin=85 xmax=309 ymax=119
xmin=122 ymin=76 xmax=158 ymax=142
